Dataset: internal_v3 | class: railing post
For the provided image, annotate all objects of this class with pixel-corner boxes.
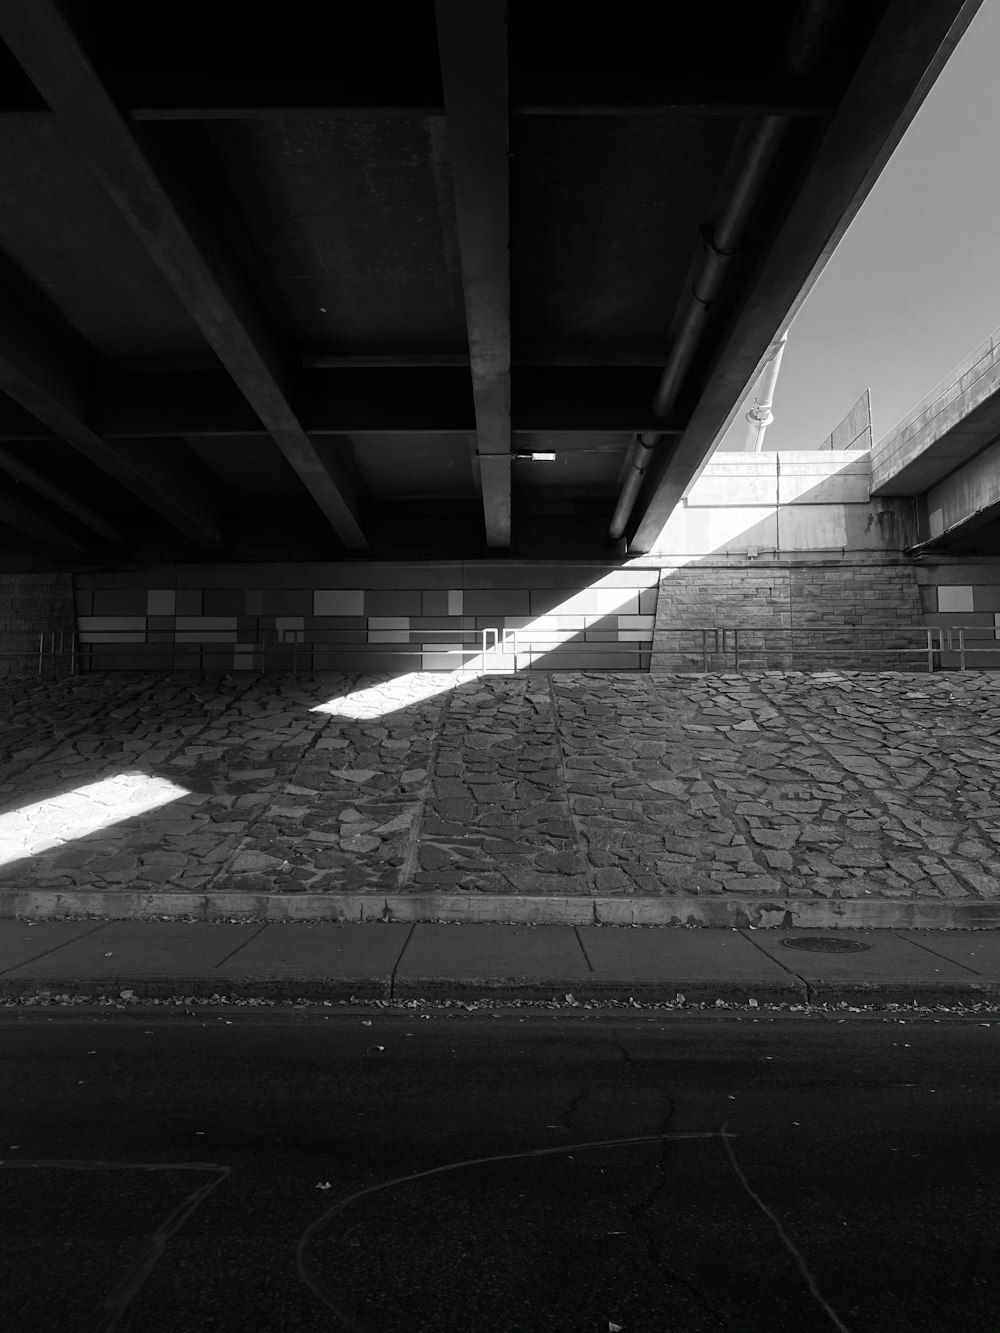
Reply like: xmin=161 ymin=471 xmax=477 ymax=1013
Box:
xmin=701 ymin=628 xmax=708 ymax=673
xmin=959 ymin=627 xmax=967 ymax=671
xmin=926 ymin=627 xmax=934 ymax=674
xmin=733 ymin=627 xmax=740 ymax=673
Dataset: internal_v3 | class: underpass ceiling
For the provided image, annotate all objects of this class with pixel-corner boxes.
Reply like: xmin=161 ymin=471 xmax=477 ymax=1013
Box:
xmin=0 ymin=0 xmax=980 ymax=563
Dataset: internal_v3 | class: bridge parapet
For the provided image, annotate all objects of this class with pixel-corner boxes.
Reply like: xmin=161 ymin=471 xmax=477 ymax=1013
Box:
xmin=872 ymin=331 xmax=1000 ymax=495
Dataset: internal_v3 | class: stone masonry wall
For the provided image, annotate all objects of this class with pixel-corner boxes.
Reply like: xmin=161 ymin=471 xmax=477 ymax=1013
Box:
xmin=651 ymin=557 xmax=927 ymax=671
xmin=0 ymin=571 xmax=75 ymax=677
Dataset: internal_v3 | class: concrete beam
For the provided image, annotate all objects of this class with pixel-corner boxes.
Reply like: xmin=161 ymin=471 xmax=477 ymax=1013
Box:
xmin=628 ymin=0 xmax=982 ymax=552
xmin=0 ymin=446 xmax=124 ymax=545
xmin=435 ymin=0 xmax=511 ymax=547
xmin=872 ymin=332 xmax=1000 ymax=495
xmin=920 ymin=434 xmax=1000 ymax=546
xmin=0 ymin=473 xmax=93 ymax=554
xmin=127 ymin=84 xmax=833 ymax=123
xmin=84 ymin=366 xmax=679 ymax=439
xmin=0 ymin=0 xmax=367 ymax=549
xmin=0 ymin=284 xmax=221 ymax=549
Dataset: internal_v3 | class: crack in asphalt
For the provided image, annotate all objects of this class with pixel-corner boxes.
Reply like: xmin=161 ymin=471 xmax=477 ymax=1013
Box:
xmin=550 ymin=1082 xmax=591 ymax=1131
xmin=616 ymin=1043 xmax=729 ymax=1328
xmin=720 ymin=1124 xmax=851 ymax=1333
xmin=297 ymin=1130 xmax=728 ymax=1333
xmin=0 ymin=1158 xmax=232 ymax=1333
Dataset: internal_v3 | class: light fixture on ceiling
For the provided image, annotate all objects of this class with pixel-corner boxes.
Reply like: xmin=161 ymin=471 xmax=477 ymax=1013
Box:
xmin=514 ymin=451 xmax=557 ymax=461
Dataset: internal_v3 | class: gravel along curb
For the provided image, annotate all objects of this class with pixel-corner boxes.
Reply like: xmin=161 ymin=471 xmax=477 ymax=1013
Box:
xmin=5 ymin=993 xmax=1000 ymax=1021
xmin=3 ymin=890 xmax=1000 ymax=930
xmin=2 ymin=976 xmax=998 ymax=1007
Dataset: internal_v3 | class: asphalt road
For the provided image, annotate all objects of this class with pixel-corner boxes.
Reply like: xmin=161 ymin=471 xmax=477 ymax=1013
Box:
xmin=2 ymin=1006 xmax=999 ymax=1333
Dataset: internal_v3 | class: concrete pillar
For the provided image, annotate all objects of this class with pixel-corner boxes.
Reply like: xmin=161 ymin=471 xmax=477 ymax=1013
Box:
xmin=744 ymin=331 xmax=788 ymax=453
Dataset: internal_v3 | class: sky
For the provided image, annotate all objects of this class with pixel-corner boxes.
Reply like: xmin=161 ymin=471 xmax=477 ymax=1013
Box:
xmin=717 ymin=0 xmax=1000 ymax=453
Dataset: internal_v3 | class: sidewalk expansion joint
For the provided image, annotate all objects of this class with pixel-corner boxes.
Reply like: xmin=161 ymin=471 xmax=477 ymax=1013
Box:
xmin=572 ymin=926 xmax=596 ymax=972
xmin=889 ymin=929 xmax=983 ymax=977
xmin=738 ymin=928 xmax=811 ymax=1002
xmin=211 ymin=921 xmax=269 ymax=969
xmin=0 ymin=919 xmax=111 ymax=976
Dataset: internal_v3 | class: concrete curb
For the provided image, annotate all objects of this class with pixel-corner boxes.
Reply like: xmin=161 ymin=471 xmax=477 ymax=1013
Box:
xmin=2 ymin=888 xmax=1000 ymax=930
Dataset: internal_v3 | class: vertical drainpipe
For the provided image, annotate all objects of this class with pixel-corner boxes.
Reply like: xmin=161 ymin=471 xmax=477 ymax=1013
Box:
xmin=607 ymin=0 xmax=840 ymax=544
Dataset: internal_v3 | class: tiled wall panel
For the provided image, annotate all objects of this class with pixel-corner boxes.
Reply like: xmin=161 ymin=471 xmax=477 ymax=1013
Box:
xmin=71 ymin=562 xmax=658 ymax=672
xmin=915 ymin=561 xmax=1000 ymax=668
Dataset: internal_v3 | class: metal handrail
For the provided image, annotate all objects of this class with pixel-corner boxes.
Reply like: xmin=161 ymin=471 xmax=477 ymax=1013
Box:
xmin=0 ymin=630 xmax=76 ymax=677
xmin=943 ymin=624 xmax=1000 ymax=671
xmin=655 ymin=624 xmax=948 ymax=673
xmin=22 ymin=621 xmax=998 ymax=677
xmin=65 ymin=620 xmax=653 ymax=675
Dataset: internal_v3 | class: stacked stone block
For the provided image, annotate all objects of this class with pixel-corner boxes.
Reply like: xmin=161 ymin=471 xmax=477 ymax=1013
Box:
xmin=0 ymin=572 xmax=75 ymax=677
xmin=652 ymin=557 xmax=926 ymax=672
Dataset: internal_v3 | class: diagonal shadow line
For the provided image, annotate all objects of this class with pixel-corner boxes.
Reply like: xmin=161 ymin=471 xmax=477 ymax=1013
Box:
xmin=0 ymin=673 xmax=264 ymax=885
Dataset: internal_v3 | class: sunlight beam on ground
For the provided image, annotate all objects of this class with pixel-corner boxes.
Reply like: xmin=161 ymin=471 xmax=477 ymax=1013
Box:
xmin=310 ymin=577 xmax=644 ymax=720
xmin=310 ymin=671 xmax=478 ymax=720
xmin=0 ymin=773 xmax=190 ymax=866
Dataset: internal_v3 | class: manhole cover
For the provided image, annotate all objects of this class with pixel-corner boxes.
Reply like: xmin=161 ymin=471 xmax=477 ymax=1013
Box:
xmin=780 ymin=936 xmax=872 ymax=954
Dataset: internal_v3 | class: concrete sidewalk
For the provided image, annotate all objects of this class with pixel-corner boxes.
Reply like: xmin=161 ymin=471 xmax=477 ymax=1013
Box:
xmin=2 ymin=919 xmax=1000 ymax=1006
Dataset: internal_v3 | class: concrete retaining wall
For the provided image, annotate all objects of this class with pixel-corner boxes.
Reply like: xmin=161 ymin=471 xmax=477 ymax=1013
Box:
xmin=650 ymin=451 xmax=925 ymax=670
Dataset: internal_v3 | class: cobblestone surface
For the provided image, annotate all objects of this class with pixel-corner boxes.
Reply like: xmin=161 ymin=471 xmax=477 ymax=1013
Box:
xmin=1 ymin=670 xmax=999 ymax=901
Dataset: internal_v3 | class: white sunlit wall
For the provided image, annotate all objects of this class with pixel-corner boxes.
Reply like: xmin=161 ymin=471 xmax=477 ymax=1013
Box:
xmin=648 ymin=451 xmax=929 ymax=670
